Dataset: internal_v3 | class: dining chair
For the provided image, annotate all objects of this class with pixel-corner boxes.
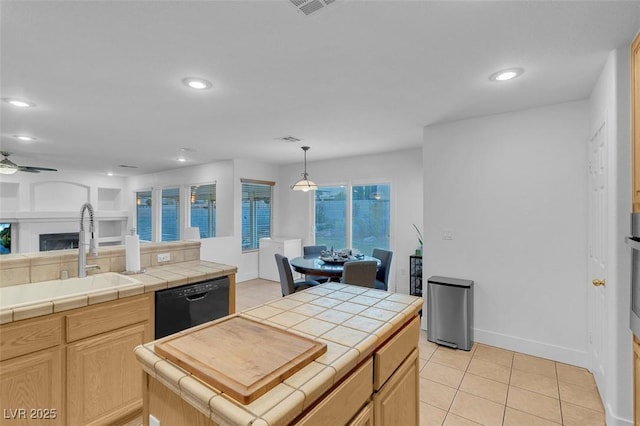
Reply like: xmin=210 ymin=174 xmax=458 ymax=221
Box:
xmin=372 ymin=248 xmax=393 ymax=291
xmin=341 ymin=260 xmax=378 ymax=288
xmin=275 ymin=253 xmax=321 ymax=296
xmin=303 ymin=244 xmax=329 ymax=284
xmin=303 ymin=245 xmax=327 ymax=256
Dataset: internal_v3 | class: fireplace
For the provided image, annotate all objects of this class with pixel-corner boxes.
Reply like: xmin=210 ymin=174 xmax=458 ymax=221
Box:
xmin=39 ymin=232 xmax=79 ymax=252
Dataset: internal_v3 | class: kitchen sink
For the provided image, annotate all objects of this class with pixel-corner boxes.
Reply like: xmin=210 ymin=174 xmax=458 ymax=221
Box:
xmin=0 ymin=272 xmax=142 ymax=309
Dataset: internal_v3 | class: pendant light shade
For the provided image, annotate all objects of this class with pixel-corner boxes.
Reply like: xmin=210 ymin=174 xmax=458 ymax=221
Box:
xmin=291 ymin=146 xmax=318 ymax=192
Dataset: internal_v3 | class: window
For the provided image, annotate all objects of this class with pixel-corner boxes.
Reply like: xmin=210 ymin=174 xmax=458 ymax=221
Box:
xmin=161 ymin=187 xmax=180 ymax=242
xmin=315 ymin=186 xmax=347 ymax=250
xmin=315 ymin=183 xmax=390 ymax=254
xmin=351 ymin=184 xmax=390 ymax=255
xmin=190 ymin=184 xmax=216 ymax=238
xmin=241 ymin=179 xmax=274 ymax=251
xmin=136 ymin=190 xmax=152 ymax=241
xmin=0 ymin=223 xmax=11 ymax=255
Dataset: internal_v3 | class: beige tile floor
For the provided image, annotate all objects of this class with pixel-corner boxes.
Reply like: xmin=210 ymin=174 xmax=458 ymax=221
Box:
xmin=418 ymin=332 xmax=605 ymax=426
xmin=129 ymin=279 xmax=605 ymax=426
xmin=240 ymin=279 xmax=606 ymax=426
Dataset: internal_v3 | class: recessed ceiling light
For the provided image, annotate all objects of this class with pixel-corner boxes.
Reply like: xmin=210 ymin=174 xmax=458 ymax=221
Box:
xmin=2 ymin=98 xmax=36 ymax=108
xmin=490 ymin=68 xmax=524 ymax=82
xmin=182 ymin=77 xmax=212 ymax=90
xmin=14 ymin=135 xmax=37 ymax=141
xmin=107 ymin=172 xmax=113 ymax=176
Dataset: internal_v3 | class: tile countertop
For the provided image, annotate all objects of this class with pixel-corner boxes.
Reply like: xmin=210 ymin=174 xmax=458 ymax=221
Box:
xmin=0 ymin=260 xmax=237 ymax=324
xmin=134 ymin=283 xmax=423 ymax=426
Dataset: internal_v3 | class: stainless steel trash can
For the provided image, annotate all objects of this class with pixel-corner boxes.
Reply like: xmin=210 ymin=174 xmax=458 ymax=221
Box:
xmin=427 ymin=276 xmax=474 ymax=351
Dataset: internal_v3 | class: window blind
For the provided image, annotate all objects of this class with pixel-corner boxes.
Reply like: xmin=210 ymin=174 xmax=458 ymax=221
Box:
xmin=190 ymin=183 xmax=216 ymax=238
xmin=241 ymin=180 xmax=274 ymax=251
xmin=136 ymin=190 xmax=152 ymax=241
xmin=162 ymin=187 xmax=180 ymax=242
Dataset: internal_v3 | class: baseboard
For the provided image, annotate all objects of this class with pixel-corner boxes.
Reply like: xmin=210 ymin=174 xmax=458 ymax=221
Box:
xmin=606 ymin=405 xmax=633 ymax=426
xmin=236 ymin=271 xmax=259 ymax=283
xmin=454 ymin=327 xmax=589 ymax=368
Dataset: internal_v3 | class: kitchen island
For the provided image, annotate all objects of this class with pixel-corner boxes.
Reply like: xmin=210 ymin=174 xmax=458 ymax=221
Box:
xmin=0 ymin=241 xmax=237 ymax=426
xmin=135 ymin=283 xmax=423 ymax=426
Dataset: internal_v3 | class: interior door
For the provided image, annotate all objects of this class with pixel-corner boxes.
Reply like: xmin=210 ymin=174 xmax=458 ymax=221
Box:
xmin=587 ymin=120 xmax=608 ymax=393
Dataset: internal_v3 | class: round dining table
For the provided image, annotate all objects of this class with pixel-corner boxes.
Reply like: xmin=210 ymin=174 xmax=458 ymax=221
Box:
xmin=290 ymin=254 xmax=381 ymax=281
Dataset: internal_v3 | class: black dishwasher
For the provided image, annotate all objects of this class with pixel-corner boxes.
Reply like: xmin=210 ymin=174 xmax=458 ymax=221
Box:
xmin=154 ymin=276 xmax=230 ymax=339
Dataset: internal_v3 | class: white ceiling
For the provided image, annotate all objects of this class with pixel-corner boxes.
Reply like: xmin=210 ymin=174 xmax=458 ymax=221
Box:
xmin=1 ymin=1 xmax=639 ymax=176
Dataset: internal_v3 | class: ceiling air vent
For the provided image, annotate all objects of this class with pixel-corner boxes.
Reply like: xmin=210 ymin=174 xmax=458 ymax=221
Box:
xmin=278 ymin=136 xmax=302 ymax=143
xmin=290 ymin=0 xmax=335 ymax=16
xmin=118 ymin=164 xmax=139 ymax=169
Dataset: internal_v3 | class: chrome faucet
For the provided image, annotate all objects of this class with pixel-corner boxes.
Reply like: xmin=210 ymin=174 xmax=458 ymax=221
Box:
xmin=78 ymin=202 xmax=99 ymax=278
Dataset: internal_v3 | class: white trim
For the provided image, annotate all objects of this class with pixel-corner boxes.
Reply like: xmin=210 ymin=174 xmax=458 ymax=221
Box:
xmin=472 ymin=327 xmax=589 ymax=368
xmin=605 ymin=408 xmax=634 ymax=426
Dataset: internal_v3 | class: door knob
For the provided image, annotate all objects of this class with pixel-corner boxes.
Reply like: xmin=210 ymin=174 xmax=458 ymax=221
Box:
xmin=592 ymin=279 xmax=606 ymax=287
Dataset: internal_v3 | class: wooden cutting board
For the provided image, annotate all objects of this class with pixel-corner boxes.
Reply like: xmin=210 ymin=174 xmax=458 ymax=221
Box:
xmin=154 ymin=315 xmax=327 ymax=404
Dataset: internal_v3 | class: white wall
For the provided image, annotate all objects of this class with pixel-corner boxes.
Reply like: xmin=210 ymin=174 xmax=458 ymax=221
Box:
xmin=123 ymin=159 xmax=281 ymax=283
xmin=0 ymin=170 xmax=126 ymax=212
xmin=589 ymin=46 xmax=633 ymax=426
xmin=423 ymin=101 xmax=590 ymax=367
xmin=124 ymin=160 xmax=235 ymax=237
xmin=231 ymin=159 xmax=281 ymax=282
xmin=278 ymin=148 xmax=423 ymax=294
xmin=0 ymin=171 xmax=127 ymax=253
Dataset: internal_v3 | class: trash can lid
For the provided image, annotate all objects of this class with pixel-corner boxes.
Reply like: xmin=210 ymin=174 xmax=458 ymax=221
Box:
xmin=427 ymin=276 xmax=473 ymax=288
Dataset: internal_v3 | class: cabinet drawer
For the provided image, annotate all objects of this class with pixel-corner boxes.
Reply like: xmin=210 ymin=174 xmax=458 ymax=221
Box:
xmin=66 ymin=294 xmax=151 ymax=342
xmin=295 ymin=358 xmax=373 ymax=426
xmin=348 ymin=401 xmax=373 ymax=426
xmin=0 ymin=315 xmax=62 ymax=361
xmin=374 ymin=315 xmax=419 ymax=390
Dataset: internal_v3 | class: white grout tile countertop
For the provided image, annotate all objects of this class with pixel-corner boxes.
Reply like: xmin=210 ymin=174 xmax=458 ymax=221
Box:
xmin=134 ymin=283 xmax=423 ymax=426
xmin=0 ymin=260 xmax=237 ymax=324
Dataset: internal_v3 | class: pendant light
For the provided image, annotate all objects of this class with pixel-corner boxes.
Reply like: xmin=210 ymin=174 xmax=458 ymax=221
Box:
xmin=291 ymin=146 xmax=318 ymax=192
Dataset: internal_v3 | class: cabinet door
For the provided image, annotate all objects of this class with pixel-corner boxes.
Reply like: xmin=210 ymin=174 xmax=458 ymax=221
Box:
xmin=295 ymin=358 xmax=373 ymax=426
xmin=373 ymin=349 xmax=418 ymax=426
xmin=0 ymin=347 xmax=64 ymax=425
xmin=67 ymin=323 xmax=148 ymax=426
xmin=349 ymin=401 xmax=373 ymax=426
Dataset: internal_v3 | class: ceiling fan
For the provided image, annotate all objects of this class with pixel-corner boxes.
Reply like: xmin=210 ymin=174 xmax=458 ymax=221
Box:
xmin=0 ymin=151 xmax=58 ymax=174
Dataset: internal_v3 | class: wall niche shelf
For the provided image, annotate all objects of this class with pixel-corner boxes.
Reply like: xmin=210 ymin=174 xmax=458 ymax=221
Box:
xmin=98 ymin=187 xmax=122 ymax=211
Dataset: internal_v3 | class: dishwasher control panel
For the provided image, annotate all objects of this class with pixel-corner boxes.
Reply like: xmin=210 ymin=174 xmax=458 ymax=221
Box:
xmin=173 ymin=282 xmax=218 ymax=297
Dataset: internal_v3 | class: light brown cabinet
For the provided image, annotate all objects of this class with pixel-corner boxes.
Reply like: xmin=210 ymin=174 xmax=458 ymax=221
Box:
xmin=0 ymin=292 xmax=153 ymax=426
xmin=294 ymin=317 xmax=419 ymax=426
xmin=0 ymin=347 xmax=64 ymax=425
xmin=67 ymin=323 xmax=149 ymax=425
xmin=65 ymin=293 xmax=153 ymax=425
xmin=295 ymin=358 xmax=373 ymax=426
xmin=143 ymin=312 xmax=421 ymax=426
xmin=348 ymin=402 xmax=373 ymax=426
xmin=0 ymin=314 xmax=64 ymax=425
xmin=373 ymin=349 xmax=418 ymax=426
